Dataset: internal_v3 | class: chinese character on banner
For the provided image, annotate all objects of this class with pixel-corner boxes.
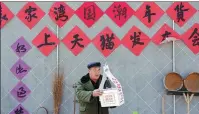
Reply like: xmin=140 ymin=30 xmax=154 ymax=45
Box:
xmin=182 ymin=23 xmax=199 ymax=54
xmin=9 ymin=104 xmax=29 ymax=114
xmin=135 ymin=2 xmax=164 ymax=28
xmin=17 ymin=2 xmax=45 ymax=29
xmin=143 ymin=5 xmax=156 ymax=23
xmin=48 ymin=2 xmax=74 ymax=28
xmin=105 ymin=2 xmax=135 ymax=27
xmin=122 ymin=26 xmax=150 ymax=56
xmin=10 ymin=59 xmax=31 ymax=80
xmin=11 ymin=37 xmax=32 ymax=58
xmin=76 ymin=2 xmax=104 ymax=28
xmin=62 ymin=26 xmax=91 ymax=56
xmin=25 ymin=6 xmax=38 ymax=22
xmin=100 ymin=33 xmax=115 ymax=50
xmin=166 ymin=2 xmax=197 ymax=27
xmin=84 ymin=5 xmax=96 ymax=20
xmin=32 ymin=27 xmax=60 ymax=56
xmin=0 ymin=2 xmax=14 ymax=29
xmin=10 ymin=82 xmax=31 ymax=103
xmin=93 ymin=27 xmax=121 ymax=57
xmin=152 ymin=24 xmax=180 ymax=45
xmin=14 ymin=107 xmax=24 ymax=114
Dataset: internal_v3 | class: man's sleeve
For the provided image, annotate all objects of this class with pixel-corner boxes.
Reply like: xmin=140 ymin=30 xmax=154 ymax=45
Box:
xmin=76 ymin=81 xmax=95 ymax=103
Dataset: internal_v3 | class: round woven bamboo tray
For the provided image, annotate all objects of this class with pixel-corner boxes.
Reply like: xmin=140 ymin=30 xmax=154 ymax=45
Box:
xmin=164 ymin=72 xmax=183 ymax=91
xmin=184 ymin=72 xmax=199 ymax=92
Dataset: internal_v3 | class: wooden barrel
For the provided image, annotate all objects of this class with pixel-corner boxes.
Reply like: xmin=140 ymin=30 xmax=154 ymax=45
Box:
xmin=164 ymin=72 xmax=183 ymax=91
xmin=184 ymin=72 xmax=199 ymax=92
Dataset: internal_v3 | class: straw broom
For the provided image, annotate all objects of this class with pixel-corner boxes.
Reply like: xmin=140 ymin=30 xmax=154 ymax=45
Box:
xmin=53 ymin=73 xmax=64 ymax=114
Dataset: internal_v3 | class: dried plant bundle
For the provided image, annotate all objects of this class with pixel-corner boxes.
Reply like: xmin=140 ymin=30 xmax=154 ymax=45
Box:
xmin=53 ymin=73 xmax=64 ymax=114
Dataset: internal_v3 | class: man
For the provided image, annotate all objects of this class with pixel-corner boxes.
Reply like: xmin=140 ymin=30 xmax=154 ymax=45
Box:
xmin=76 ymin=62 xmax=114 ymax=114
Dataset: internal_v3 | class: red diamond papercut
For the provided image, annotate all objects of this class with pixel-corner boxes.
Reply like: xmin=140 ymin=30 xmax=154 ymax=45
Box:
xmin=105 ymin=2 xmax=135 ymax=27
xmin=32 ymin=27 xmax=60 ymax=56
xmin=0 ymin=2 xmax=14 ymax=29
xmin=166 ymin=2 xmax=197 ymax=27
xmin=62 ymin=26 xmax=91 ymax=56
xmin=17 ymin=2 xmax=45 ymax=29
xmin=122 ymin=26 xmax=150 ymax=56
xmin=75 ymin=2 xmax=104 ymax=28
xmin=152 ymin=24 xmax=181 ymax=45
xmin=135 ymin=2 xmax=164 ymax=28
xmin=181 ymin=23 xmax=199 ymax=55
xmin=93 ymin=27 xmax=121 ymax=57
xmin=48 ymin=2 xmax=74 ymax=28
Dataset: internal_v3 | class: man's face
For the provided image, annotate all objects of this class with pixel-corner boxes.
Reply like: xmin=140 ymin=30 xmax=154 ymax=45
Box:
xmin=89 ymin=66 xmax=101 ymax=81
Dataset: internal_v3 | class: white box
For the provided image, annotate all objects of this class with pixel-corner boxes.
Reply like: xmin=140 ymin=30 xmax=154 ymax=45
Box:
xmin=99 ymin=88 xmax=120 ymax=107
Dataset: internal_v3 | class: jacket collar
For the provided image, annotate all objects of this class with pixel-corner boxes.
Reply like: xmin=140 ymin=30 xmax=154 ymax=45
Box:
xmin=81 ymin=73 xmax=91 ymax=84
xmin=81 ymin=73 xmax=102 ymax=91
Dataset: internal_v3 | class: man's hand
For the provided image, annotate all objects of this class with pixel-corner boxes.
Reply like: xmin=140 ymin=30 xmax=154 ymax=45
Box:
xmin=92 ymin=89 xmax=103 ymax=97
